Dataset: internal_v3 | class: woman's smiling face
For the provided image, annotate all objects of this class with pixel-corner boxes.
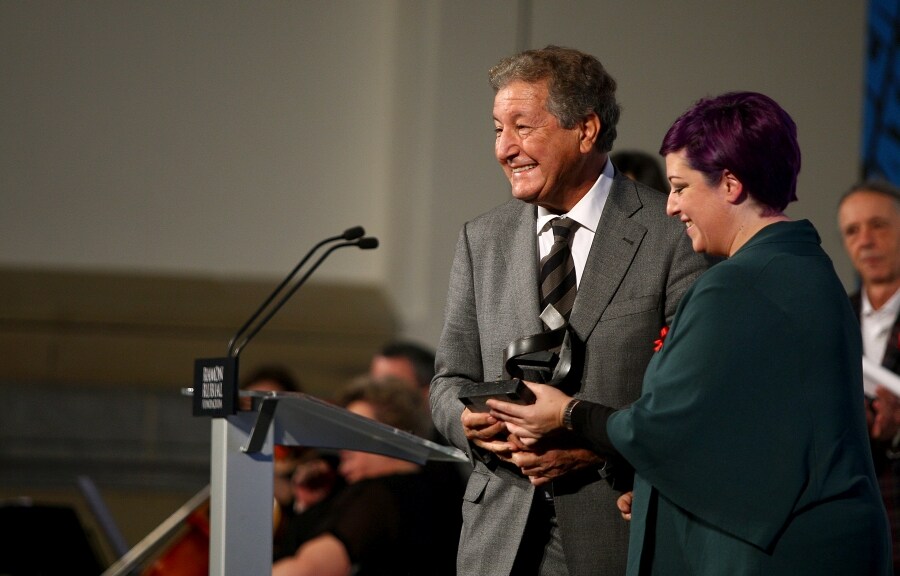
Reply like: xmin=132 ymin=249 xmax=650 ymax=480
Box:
xmin=665 ymin=149 xmax=732 ymax=257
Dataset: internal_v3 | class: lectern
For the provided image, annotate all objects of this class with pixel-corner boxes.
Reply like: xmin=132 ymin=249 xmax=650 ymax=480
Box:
xmin=209 ymin=390 xmax=467 ymax=574
xmin=102 ymin=390 xmax=468 ymax=575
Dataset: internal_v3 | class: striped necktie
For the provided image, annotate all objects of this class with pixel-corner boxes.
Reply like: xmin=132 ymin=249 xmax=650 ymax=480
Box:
xmin=539 ymin=217 xmax=578 ymax=321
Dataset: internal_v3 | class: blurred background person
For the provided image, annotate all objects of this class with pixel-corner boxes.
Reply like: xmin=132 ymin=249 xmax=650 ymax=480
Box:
xmin=241 ymin=366 xmax=304 ymax=509
xmin=241 ymin=364 xmax=303 ymax=406
xmin=241 ymin=365 xmax=302 ymax=393
xmin=272 ymin=376 xmax=459 ymax=576
xmin=837 ymin=178 xmax=900 ymax=573
xmin=611 ymin=149 xmax=668 ymax=193
xmin=240 ymin=365 xmax=314 ymax=560
xmin=275 ymin=448 xmax=344 ymax=562
xmin=369 ymin=340 xmax=437 ymax=403
xmin=369 ymin=340 xmax=469 ymax=501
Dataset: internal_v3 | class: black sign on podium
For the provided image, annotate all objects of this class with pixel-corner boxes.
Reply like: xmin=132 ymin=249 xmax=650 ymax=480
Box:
xmin=192 ymin=357 xmax=238 ymax=417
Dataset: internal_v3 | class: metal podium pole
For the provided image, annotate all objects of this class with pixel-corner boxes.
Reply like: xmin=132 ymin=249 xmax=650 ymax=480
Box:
xmin=209 ymin=413 xmax=273 ymax=575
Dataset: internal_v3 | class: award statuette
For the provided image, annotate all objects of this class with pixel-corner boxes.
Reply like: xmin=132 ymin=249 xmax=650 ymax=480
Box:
xmin=458 ymin=306 xmax=573 ymax=412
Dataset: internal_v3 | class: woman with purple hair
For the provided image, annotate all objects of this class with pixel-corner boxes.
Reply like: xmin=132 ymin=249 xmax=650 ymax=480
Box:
xmin=488 ymin=92 xmax=891 ymax=574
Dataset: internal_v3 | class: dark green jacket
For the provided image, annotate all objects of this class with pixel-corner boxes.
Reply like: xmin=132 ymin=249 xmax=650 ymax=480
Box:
xmin=604 ymin=220 xmax=890 ymax=575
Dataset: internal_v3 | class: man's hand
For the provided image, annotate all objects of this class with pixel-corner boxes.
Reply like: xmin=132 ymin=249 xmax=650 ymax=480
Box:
xmin=463 ymin=407 xmax=605 ymax=482
xmin=510 ymin=443 xmax=603 ymax=486
xmin=487 ymin=381 xmax=572 ymax=445
xmin=869 ymin=386 xmax=900 ymax=441
xmin=461 ymin=407 xmax=519 ymax=462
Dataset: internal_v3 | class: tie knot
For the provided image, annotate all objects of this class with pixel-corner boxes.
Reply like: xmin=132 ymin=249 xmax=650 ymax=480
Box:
xmin=551 ymin=217 xmax=577 ymax=242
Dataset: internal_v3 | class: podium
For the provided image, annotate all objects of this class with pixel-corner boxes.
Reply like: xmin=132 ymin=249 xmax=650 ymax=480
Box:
xmin=210 ymin=390 xmax=467 ymax=574
xmin=102 ymin=390 xmax=468 ymax=575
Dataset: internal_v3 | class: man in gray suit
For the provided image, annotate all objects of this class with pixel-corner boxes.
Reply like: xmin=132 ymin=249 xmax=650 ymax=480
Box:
xmin=430 ymin=46 xmax=709 ymax=575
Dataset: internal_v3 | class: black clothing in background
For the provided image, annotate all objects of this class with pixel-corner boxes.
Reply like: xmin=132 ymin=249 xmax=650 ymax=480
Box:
xmin=321 ymin=472 xmax=458 ymax=576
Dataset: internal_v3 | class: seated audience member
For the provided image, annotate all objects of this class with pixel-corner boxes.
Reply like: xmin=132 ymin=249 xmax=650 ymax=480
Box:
xmin=274 ymin=448 xmax=344 ymax=561
xmin=241 ymin=365 xmax=308 ymax=558
xmin=370 ymin=340 xmax=448 ymax=444
xmin=369 ymin=340 xmax=437 ymax=402
xmin=370 ymin=340 xmax=471 ymax=496
xmin=272 ymin=377 xmax=459 ymax=576
xmin=241 ymin=364 xmax=302 ymax=392
xmin=611 ymin=149 xmax=668 ymax=193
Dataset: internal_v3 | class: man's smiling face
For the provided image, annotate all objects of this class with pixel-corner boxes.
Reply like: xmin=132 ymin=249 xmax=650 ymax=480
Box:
xmin=492 ymin=79 xmax=591 ymax=213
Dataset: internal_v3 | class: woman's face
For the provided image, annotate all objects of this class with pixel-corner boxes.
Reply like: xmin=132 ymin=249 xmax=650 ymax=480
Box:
xmin=339 ymin=400 xmax=403 ymax=483
xmin=665 ymin=150 xmax=731 ymax=256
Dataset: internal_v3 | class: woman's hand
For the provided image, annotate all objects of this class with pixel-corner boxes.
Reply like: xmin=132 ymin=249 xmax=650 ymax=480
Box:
xmin=487 ymin=382 xmax=572 ymax=445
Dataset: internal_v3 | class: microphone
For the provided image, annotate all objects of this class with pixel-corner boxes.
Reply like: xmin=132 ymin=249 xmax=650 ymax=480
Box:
xmin=357 ymin=237 xmax=379 ymax=250
xmin=227 ymin=226 xmax=366 ymax=356
xmin=230 ymin=235 xmax=379 ymax=356
xmin=193 ymin=227 xmax=378 ymax=417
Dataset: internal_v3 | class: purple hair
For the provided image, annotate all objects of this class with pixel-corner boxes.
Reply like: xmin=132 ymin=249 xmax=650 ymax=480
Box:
xmin=659 ymin=92 xmax=800 ymax=211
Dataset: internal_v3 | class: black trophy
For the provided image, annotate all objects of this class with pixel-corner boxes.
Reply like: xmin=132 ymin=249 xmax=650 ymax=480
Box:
xmin=458 ymin=305 xmax=573 ymax=412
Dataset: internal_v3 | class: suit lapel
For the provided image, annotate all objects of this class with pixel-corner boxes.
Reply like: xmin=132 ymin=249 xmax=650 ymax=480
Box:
xmin=571 ymin=176 xmax=647 ymax=340
xmin=852 ymin=292 xmax=900 ymax=374
xmin=507 ymin=202 xmax=544 ymax=334
xmin=883 ymin=309 xmax=900 ymax=374
xmin=503 ymin=178 xmax=649 ymax=340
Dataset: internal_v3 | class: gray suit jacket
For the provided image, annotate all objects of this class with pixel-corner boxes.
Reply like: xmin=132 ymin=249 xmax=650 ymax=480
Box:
xmin=430 ymin=174 xmax=710 ymax=576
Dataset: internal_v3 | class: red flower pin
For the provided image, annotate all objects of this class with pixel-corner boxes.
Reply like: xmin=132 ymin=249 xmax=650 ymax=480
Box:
xmin=653 ymin=326 xmax=669 ymax=352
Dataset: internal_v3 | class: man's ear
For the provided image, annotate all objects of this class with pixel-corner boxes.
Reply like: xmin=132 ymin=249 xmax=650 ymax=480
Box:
xmin=722 ymin=169 xmax=745 ymax=204
xmin=578 ymin=113 xmax=601 ymax=153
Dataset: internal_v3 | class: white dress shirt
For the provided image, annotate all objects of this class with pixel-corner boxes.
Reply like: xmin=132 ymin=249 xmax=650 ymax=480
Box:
xmin=536 ymin=159 xmax=614 ymax=287
xmin=861 ymin=288 xmax=900 ymax=363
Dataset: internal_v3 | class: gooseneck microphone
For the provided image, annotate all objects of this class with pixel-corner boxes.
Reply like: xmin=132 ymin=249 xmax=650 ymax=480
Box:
xmin=226 ymin=226 xmax=366 ymax=356
xmin=194 ymin=226 xmax=377 ymax=417
xmin=228 ymin=230 xmax=379 ymax=357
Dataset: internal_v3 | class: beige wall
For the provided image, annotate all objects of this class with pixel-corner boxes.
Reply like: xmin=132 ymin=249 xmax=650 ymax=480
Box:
xmin=2 ymin=1 xmax=867 ymax=345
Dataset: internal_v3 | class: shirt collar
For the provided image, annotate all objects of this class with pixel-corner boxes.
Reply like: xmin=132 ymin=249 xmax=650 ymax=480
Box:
xmin=862 ymin=287 xmax=900 ymax=319
xmin=536 ymin=157 xmax=613 ymax=234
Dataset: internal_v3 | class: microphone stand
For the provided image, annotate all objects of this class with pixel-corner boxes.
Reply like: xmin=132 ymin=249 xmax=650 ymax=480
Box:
xmin=192 ymin=227 xmax=378 ymax=418
xmin=226 ymin=226 xmax=364 ymax=356
xmin=230 ymin=236 xmax=378 ymax=357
